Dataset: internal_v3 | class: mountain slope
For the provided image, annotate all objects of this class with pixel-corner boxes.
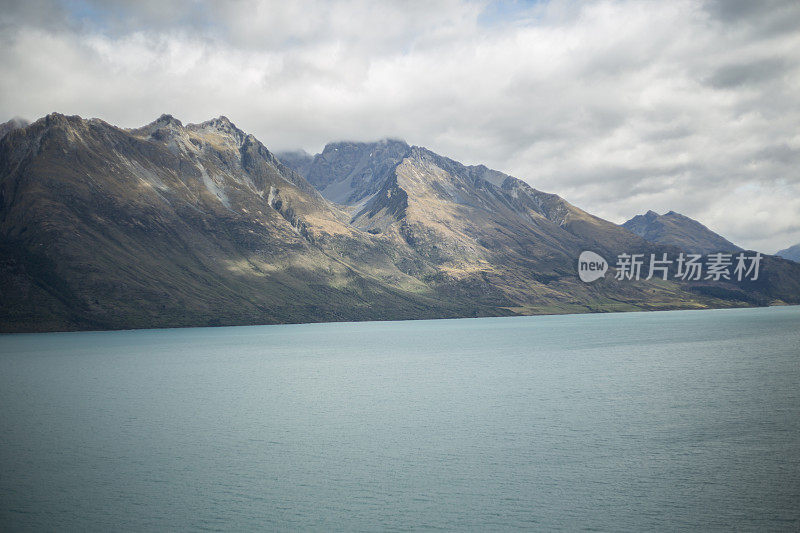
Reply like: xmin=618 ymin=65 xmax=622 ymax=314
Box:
xmin=0 ymin=114 xmax=479 ymax=332
xmin=2 ymin=115 xmax=799 ymax=333
xmin=289 ymin=141 xmax=650 ymax=256
xmin=777 ymin=243 xmax=800 ymax=263
xmin=622 ymin=210 xmax=742 ymax=254
xmin=283 ymin=141 xmax=800 ymax=315
xmin=280 ymin=139 xmax=412 ymax=207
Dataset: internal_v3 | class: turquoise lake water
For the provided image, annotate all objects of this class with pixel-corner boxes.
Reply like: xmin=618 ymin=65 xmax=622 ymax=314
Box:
xmin=1 ymin=306 xmax=799 ymax=531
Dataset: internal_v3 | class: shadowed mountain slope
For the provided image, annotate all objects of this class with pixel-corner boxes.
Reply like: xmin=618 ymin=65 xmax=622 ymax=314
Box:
xmin=622 ymin=210 xmax=742 ymax=255
xmin=777 ymin=243 xmax=800 ymax=263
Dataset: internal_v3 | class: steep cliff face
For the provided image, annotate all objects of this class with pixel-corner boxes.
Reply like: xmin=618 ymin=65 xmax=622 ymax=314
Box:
xmin=281 ymin=139 xmax=411 ymax=206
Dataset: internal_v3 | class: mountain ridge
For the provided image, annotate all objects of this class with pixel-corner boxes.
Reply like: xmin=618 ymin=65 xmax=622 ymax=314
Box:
xmin=777 ymin=243 xmax=800 ymax=263
xmin=622 ymin=210 xmax=742 ymax=255
xmin=2 ymin=113 xmax=799 ymax=333
xmin=0 ymin=113 xmax=472 ymax=331
xmin=280 ymin=137 xmax=800 ymax=313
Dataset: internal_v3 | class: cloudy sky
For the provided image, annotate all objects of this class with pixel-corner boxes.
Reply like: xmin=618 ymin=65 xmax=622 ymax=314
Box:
xmin=2 ymin=0 xmax=799 ymax=252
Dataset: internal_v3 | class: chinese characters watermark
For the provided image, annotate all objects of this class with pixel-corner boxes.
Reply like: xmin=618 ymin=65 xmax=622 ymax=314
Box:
xmin=578 ymin=251 xmax=762 ymax=283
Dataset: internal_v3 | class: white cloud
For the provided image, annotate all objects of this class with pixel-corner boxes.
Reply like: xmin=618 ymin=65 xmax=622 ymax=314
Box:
xmin=1 ymin=0 xmax=799 ymax=252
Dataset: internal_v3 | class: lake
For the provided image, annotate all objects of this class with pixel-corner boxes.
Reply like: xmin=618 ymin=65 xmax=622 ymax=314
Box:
xmin=1 ymin=306 xmax=799 ymax=531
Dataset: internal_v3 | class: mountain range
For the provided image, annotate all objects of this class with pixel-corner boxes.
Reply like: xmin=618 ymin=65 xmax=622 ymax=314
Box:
xmin=1 ymin=113 xmax=799 ymax=333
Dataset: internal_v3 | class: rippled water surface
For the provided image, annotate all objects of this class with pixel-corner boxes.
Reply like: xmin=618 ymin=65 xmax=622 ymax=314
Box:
xmin=1 ymin=306 xmax=799 ymax=531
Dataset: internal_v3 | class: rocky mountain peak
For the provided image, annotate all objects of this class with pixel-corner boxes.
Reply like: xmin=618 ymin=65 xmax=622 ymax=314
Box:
xmin=316 ymin=139 xmax=410 ymax=168
xmin=197 ymin=115 xmax=237 ymax=132
xmin=188 ymin=116 xmax=248 ymax=147
xmin=153 ymin=114 xmax=183 ymax=127
xmin=283 ymin=139 xmax=412 ymax=205
xmin=40 ymin=112 xmax=86 ymax=129
xmin=129 ymin=114 xmax=186 ymax=141
xmin=322 ymin=138 xmax=408 ymax=152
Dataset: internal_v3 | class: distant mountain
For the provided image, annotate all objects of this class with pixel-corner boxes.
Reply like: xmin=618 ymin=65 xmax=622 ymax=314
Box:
xmin=0 ymin=117 xmax=28 ymax=140
xmin=280 ymin=139 xmax=411 ymax=206
xmin=777 ymin=243 xmax=800 ymax=263
xmin=284 ymin=140 xmax=648 ymax=255
xmin=622 ymin=210 xmax=742 ymax=255
xmin=274 ymin=149 xmax=314 ymax=178
xmin=2 ymin=114 xmax=799 ymax=333
xmin=283 ymin=140 xmax=800 ymax=314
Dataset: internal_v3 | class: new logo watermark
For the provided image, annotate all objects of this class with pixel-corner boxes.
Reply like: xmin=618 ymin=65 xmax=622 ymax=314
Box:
xmin=577 ymin=251 xmax=762 ymax=283
xmin=578 ymin=251 xmax=608 ymax=282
